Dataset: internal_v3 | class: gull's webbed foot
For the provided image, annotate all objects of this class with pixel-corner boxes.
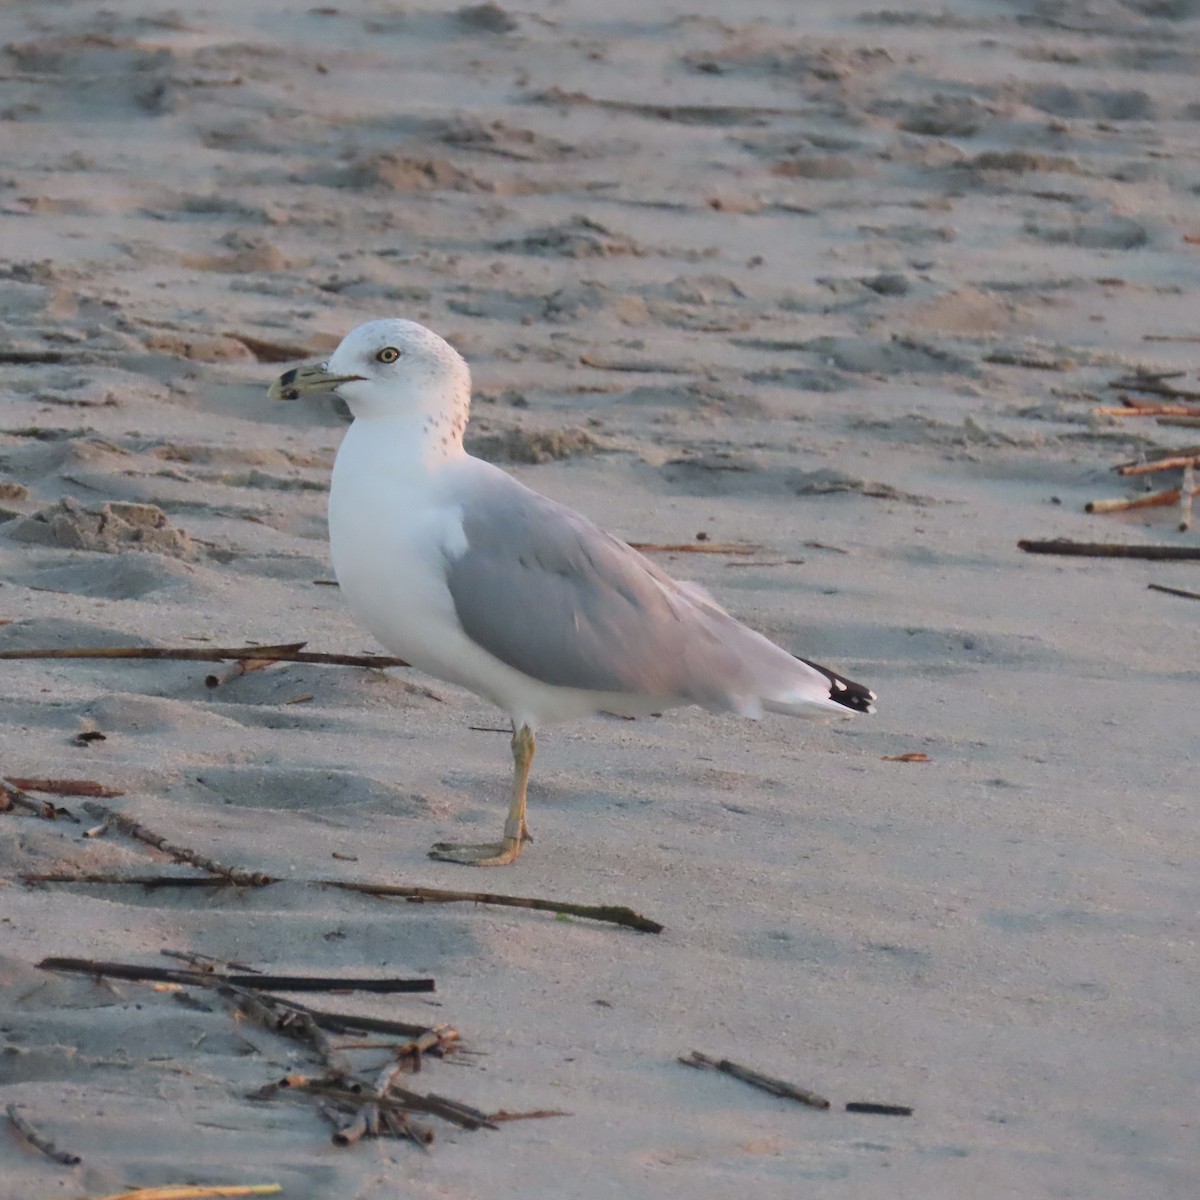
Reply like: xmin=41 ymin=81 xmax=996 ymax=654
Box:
xmin=428 ymin=835 xmax=525 ymax=867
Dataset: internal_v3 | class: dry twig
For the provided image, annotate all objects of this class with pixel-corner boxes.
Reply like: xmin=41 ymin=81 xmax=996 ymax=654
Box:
xmin=36 ymin=956 xmax=433 ymax=994
xmin=679 ymin=1051 xmax=830 ymax=1110
xmin=1018 ymin=540 xmax=1200 ymax=561
xmin=5 ymin=1102 xmax=81 ymax=1165
xmin=328 ymin=879 xmax=664 ymax=934
xmin=627 ymin=542 xmax=764 ymax=556
xmin=81 ymin=801 xmax=275 ymax=887
xmin=1147 ymin=582 xmax=1200 ymax=601
xmin=0 ymin=641 xmax=409 ymax=669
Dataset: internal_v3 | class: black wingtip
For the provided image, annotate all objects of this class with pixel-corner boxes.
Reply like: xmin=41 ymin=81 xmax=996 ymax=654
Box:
xmin=796 ymin=656 xmax=877 ymax=715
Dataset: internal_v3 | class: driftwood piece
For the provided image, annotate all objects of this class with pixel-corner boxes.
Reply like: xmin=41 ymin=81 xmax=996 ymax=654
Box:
xmin=0 ymin=641 xmax=410 ymax=669
xmin=1018 ymin=540 xmax=1200 ymax=561
xmin=5 ymin=1102 xmax=82 ymax=1165
xmin=845 ymin=1101 xmax=914 ymax=1116
xmin=679 ymin=1051 xmax=830 ymax=1110
xmin=1179 ymin=464 xmax=1195 ymax=532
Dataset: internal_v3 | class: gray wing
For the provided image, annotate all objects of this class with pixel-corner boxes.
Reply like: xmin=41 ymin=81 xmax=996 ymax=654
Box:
xmin=443 ymin=470 xmax=803 ymax=708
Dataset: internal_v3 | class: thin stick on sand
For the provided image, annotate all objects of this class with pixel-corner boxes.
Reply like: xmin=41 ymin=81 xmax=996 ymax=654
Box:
xmin=1110 ymin=372 xmax=1200 ymax=402
xmin=1147 ymin=582 xmax=1200 ymax=601
xmin=20 ymin=870 xmax=664 ymax=933
xmin=1018 ymin=540 xmax=1200 ymax=561
xmin=327 ymin=880 xmax=665 ymax=934
xmin=0 ymin=641 xmax=410 ymax=669
xmin=627 ymin=542 xmax=764 ymax=555
xmin=1116 ymin=453 xmax=1200 ymax=476
xmin=90 ymin=1187 xmax=281 ymax=1200
xmin=81 ymin=801 xmax=275 ymax=887
xmin=1179 ymin=463 xmax=1195 ymax=532
xmin=36 ymin=957 xmax=435 ymax=994
xmin=5 ymin=1102 xmax=82 ymax=1165
xmin=679 ymin=1050 xmax=831 ymax=1109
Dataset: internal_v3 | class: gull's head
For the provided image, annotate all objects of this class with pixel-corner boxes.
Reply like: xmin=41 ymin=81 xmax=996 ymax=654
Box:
xmin=269 ymin=319 xmax=471 ymax=428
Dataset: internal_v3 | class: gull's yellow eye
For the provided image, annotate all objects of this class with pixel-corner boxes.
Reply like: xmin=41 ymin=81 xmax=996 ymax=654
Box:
xmin=376 ymin=346 xmax=401 ymax=364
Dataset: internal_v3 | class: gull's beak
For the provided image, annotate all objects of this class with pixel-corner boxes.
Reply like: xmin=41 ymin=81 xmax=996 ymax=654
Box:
xmin=268 ymin=363 xmax=366 ymax=401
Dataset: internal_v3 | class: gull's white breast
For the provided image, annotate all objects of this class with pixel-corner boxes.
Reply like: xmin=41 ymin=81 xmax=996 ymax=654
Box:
xmin=327 ymin=419 xmax=640 ymax=726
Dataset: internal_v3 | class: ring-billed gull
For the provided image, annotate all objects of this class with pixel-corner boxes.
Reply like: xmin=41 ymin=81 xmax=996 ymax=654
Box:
xmin=270 ymin=319 xmax=875 ymax=866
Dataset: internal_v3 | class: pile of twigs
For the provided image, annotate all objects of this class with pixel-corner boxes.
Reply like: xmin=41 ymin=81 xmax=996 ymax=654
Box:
xmin=31 ymin=950 xmax=497 ymax=1153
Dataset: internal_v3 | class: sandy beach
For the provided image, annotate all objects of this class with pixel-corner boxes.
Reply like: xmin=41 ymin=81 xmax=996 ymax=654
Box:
xmin=2 ymin=0 xmax=1198 ymax=1196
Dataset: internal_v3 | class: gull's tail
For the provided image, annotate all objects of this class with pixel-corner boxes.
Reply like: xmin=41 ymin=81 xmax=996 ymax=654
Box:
xmin=759 ymin=654 xmax=877 ymax=718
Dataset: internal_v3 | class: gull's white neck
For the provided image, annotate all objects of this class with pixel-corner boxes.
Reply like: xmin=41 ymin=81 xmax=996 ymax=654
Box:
xmin=339 ymin=381 xmax=470 ymax=471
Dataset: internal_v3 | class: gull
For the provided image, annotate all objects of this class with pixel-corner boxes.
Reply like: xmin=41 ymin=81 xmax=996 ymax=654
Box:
xmin=270 ymin=319 xmax=875 ymax=866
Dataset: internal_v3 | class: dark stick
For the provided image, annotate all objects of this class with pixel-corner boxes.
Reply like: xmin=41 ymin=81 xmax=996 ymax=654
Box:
xmin=679 ymin=1051 xmax=830 ymax=1110
xmin=1018 ymin=540 xmax=1200 ymax=561
xmin=488 ymin=1109 xmax=572 ymax=1122
xmin=0 ymin=642 xmax=410 ymax=668
xmin=5 ymin=1103 xmax=81 ymax=1165
xmin=22 ymin=872 xmax=228 ymax=887
xmin=327 ymin=880 xmax=664 ymax=934
xmin=81 ymin=801 xmax=275 ymax=887
xmin=845 ymin=1101 xmax=914 ymax=1116
xmin=20 ymin=870 xmax=664 ymax=935
xmin=627 ymin=542 xmax=763 ymax=556
xmin=1112 ymin=374 xmax=1200 ymax=402
xmin=36 ymin=957 xmax=433 ymax=994
xmin=1147 ymin=582 xmax=1200 ymax=601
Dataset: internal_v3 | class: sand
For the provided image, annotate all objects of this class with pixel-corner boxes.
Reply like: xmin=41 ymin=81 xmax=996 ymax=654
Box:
xmin=1 ymin=0 xmax=1198 ymax=1196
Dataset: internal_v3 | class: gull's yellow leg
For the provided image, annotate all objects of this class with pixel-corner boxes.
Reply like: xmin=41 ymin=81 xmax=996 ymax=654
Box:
xmin=429 ymin=724 xmax=535 ymax=867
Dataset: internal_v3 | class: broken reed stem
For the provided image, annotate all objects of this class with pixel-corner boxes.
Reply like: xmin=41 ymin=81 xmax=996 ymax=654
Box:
xmin=1085 ymin=487 xmax=1186 ymax=514
xmin=1180 ymin=464 xmax=1195 ymax=532
xmin=679 ymin=1051 xmax=830 ymax=1110
xmin=5 ymin=1102 xmax=82 ymax=1165
xmin=1018 ymin=540 xmax=1200 ymax=561
xmin=81 ymin=801 xmax=275 ymax=887
xmin=1093 ymin=404 xmax=1200 ymax=417
xmin=327 ymin=880 xmax=664 ymax=934
xmin=0 ymin=642 xmax=410 ymax=669
xmin=1116 ymin=453 xmax=1200 ymax=476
